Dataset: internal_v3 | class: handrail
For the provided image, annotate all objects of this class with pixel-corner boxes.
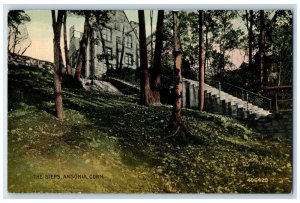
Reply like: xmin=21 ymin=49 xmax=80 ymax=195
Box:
xmin=264 ymin=86 xmax=292 ymax=91
xmin=205 ymin=78 xmax=273 ymax=110
xmin=221 ymin=81 xmax=272 ymax=101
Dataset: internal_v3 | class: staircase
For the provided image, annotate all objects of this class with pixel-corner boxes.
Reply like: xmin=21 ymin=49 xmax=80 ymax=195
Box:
xmin=182 ymin=78 xmax=271 ymax=120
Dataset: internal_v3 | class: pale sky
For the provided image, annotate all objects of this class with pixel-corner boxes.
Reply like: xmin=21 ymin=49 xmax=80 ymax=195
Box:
xmin=22 ymin=10 xmax=157 ymax=62
xmin=19 ymin=10 xmax=246 ymax=67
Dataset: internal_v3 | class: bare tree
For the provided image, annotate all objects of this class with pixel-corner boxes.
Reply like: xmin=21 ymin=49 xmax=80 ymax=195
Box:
xmin=150 ymin=10 xmax=164 ymax=104
xmin=170 ymin=10 xmax=183 ymax=129
xmin=118 ymin=25 xmax=126 ymax=71
xmin=198 ymin=10 xmax=205 ymax=112
xmin=150 ymin=10 xmax=154 ymax=63
xmin=52 ymin=10 xmax=65 ymax=119
xmin=98 ymin=24 xmax=111 ymax=72
xmin=62 ymin=13 xmax=72 ymax=75
xmin=8 ymin=10 xmax=32 ymax=56
xmin=259 ymin=10 xmax=266 ymax=89
xmin=138 ymin=10 xmax=153 ymax=105
xmin=245 ymin=10 xmax=255 ymax=67
xmin=74 ymin=12 xmax=91 ymax=82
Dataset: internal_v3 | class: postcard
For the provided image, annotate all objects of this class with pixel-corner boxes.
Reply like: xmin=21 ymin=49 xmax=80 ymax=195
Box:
xmin=7 ymin=9 xmax=293 ymax=194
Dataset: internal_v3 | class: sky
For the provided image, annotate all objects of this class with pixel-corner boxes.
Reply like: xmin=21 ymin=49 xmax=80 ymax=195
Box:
xmin=21 ymin=10 xmax=157 ymax=62
xmin=17 ymin=10 xmax=246 ymax=67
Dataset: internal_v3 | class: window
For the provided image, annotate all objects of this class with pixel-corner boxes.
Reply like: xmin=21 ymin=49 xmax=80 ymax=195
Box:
xmin=105 ymin=47 xmax=113 ymax=60
xmin=125 ymin=53 xmax=133 ymax=66
xmin=125 ymin=35 xmax=132 ymax=48
xmin=102 ymin=27 xmax=112 ymax=42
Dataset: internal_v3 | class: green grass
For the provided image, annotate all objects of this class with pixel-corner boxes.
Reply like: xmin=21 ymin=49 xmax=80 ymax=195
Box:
xmin=7 ymin=65 xmax=292 ymax=193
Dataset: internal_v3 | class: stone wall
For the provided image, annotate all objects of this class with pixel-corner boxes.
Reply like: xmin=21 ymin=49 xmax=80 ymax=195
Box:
xmin=8 ymin=54 xmax=54 ymax=74
xmin=182 ymin=78 xmax=293 ymax=140
xmin=250 ymin=110 xmax=293 ymax=140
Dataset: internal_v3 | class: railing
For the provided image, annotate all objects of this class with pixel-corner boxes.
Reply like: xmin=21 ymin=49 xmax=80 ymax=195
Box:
xmin=206 ymin=79 xmax=273 ymax=111
xmin=264 ymin=86 xmax=292 ymax=112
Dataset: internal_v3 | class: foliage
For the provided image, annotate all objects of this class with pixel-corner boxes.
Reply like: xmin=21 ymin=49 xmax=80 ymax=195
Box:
xmin=213 ymin=10 xmax=293 ymax=99
xmin=8 ymin=10 xmax=30 ymax=28
xmin=8 ymin=10 xmax=31 ymax=55
xmin=8 ymin=64 xmax=292 ymax=193
xmin=162 ymin=10 xmax=245 ymax=79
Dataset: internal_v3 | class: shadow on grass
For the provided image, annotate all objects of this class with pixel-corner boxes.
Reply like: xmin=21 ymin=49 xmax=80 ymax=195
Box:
xmin=8 ymin=65 xmax=293 ymax=193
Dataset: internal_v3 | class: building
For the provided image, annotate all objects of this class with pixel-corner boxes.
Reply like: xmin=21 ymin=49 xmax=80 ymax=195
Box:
xmin=69 ymin=11 xmax=139 ymax=79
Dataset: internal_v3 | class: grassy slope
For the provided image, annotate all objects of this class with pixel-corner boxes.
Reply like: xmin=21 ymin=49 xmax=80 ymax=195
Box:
xmin=8 ymin=65 xmax=292 ymax=193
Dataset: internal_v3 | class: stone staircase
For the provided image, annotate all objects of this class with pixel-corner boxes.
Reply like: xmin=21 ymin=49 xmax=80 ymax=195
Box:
xmin=182 ymin=78 xmax=271 ymax=120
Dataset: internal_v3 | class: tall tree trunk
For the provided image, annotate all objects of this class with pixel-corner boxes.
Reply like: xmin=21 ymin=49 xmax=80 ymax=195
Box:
xmin=138 ymin=10 xmax=152 ymax=105
xmin=171 ymin=10 xmax=183 ymax=128
xmin=248 ymin=10 xmax=254 ymax=67
xmin=150 ymin=10 xmax=164 ymax=104
xmin=52 ymin=10 xmax=65 ymax=119
xmin=198 ymin=10 xmax=205 ymax=112
xmin=74 ymin=13 xmax=90 ymax=81
xmin=119 ymin=25 xmax=125 ymax=71
xmin=220 ymin=14 xmax=226 ymax=72
xmin=98 ymin=25 xmax=111 ymax=72
xmin=204 ymin=29 xmax=208 ymax=73
xmin=116 ymin=38 xmax=119 ymax=71
xmin=150 ymin=10 xmax=154 ymax=63
xmin=259 ymin=10 xmax=265 ymax=89
xmin=63 ymin=13 xmax=72 ymax=75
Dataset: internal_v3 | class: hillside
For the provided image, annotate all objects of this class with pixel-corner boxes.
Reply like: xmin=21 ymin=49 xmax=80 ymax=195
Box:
xmin=7 ymin=64 xmax=292 ymax=193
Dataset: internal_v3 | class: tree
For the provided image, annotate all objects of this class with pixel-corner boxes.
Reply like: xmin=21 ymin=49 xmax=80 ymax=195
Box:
xmin=151 ymin=10 xmax=164 ymax=104
xmin=62 ymin=13 xmax=72 ymax=75
xmin=139 ymin=10 xmax=164 ymax=105
xmin=248 ymin=10 xmax=254 ymax=67
xmin=51 ymin=10 xmax=65 ymax=119
xmin=213 ymin=11 xmax=242 ymax=72
xmin=8 ymin=10 xmax=31 ymax=55
xmin=162 ymin=11 xmax=199 ymax=79
xmin=74 ymin=11 xmax=91 ymax=82
xmin=115 ymin=16 xmax=138 ymax=71
xmin=170 ymin=10 xmax=183 ymax=129
xmin=93 ymin=11 xmax=112 ymax=73
xmin=198 ymin=10 xmax=205 ymax=112
xmin=138 ymin=10 xmax=152 ymax=105
xmin=150 ymin=10 xmax=154 ymax=63
xmin=268 ymin=10 xmax=292 ymax=86
xmin=259 ymin=10 xmax=266 ymax=89
xmin=118 ymin=25 xmax=126 ymax=71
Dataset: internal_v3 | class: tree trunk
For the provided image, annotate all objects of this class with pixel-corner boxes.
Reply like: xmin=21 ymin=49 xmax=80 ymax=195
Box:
xmin=259 ymin=10 xmax=265 ymax=89
xmin=119 ymin=25 xmax=125 ymax=71
xmin=198 ymin=10 xmax=205 ymax=112
xmin=138 ymin=10 xmax=152 ymax=105
xmin=52 ymin=10 xmax=65 ymax=119
xmin=98 ymin=25 xmax=111 ymax=72
xmin=248 ymin=10 xmax=254 ymax=67
xmin=171 ymin=10 xmax=183 ymax=128
xmin=74 ymin=13 xmax=90 ymax=81
xmin=150 ymin=10 xmax=153 ymax=63
xmin=116 ymin=38 xmax=119 ymax=71
xmin=150 ymin=10 xmax=164 ymax=104
xmin=204 ymin=29 xmax=208 ymax=73
xmin=63 ymin=13 xmax=72 ymax=75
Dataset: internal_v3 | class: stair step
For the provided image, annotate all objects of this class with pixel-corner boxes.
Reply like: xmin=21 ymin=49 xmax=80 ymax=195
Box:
xmin=184 ymin=79 xmax=271 ymax=119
